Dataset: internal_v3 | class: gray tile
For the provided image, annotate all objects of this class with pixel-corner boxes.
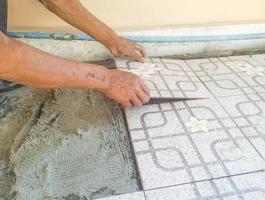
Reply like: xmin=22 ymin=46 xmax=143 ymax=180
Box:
xmin=145 ymin=171 xmax=265 ymax=200
xmin=115 ymin=58 xmax=210 ymax=98
xmin=218 ymin=94 xmax=265 ymax=159
xmin=125 ymin=97 xmax=265 ymax=190
xmin=186 ymin=55 xmax=265 ymax=97
xmin=97 ymin=192 xmax=145 ymax=200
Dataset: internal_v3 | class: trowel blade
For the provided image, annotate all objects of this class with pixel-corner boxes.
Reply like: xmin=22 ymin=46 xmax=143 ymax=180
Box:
xmin=145 ymin=97 xmax=206 ymax=105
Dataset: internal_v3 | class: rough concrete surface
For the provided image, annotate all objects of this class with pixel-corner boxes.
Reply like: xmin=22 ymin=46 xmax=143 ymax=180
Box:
xmin=0 ymin=61 xmax=141 ymax=200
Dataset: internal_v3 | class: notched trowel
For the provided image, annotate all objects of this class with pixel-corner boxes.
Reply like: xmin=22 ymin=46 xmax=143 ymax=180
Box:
xmin=145 ymin=97 xmax=206 ymax=105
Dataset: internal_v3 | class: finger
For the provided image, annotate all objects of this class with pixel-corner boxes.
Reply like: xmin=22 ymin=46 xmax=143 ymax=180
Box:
xmin=122 ymin=100 xmax=132 ymax=109
xmin=136 ymin=88 xmax=150 ymax=104
xmin=130 ymin=95 xmax=143 ymax=107
xmin=117 ymin=51 xmax=142 ymax=62
xmin=118 ymin=51 xmax=143 ymax=62
xmin=131 ymin=50 xmax=144 ymax=62
xmin=135 ymin=44 xmax=147 ymax=58
xmin=139 ymin=79 xmax=151 ymax=96
xmin=136 ymin=50 xmax=145 ymax=62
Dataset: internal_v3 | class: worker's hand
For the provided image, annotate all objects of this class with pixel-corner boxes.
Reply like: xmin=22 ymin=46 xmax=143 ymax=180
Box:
xmin=108 ymin=37 xmax=146 ymax=62
xmin=103 ymin=69 xmax=150 ymax=108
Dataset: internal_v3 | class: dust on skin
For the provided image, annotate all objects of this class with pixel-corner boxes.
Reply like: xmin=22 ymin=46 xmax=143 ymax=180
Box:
xmin=0 ymin=87 xmax=140 ymax=199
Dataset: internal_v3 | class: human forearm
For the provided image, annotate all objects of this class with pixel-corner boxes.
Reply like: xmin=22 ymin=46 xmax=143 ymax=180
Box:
xmin=39 ymin=0 xmax=146 ymax=61
xmin=39 ymin=0 xmax=119 ymax=48
xmin=0 ymin=32 xmax=150 ymax=108
xmin=0 ymin=32 xmax=109 ymax=90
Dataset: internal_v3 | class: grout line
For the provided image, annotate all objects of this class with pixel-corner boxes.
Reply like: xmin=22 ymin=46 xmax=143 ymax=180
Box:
xmin=143 ymin=190 xmax=148 ymax=200
xmin=185 ymin=57 xmax=265 ymax=160
xmin=215 ymin=96 xmax=265 ymax=160
xmin=143 ymin=169 xmax=265 ymax=192
xmin=215 ymin=57 xmax=265 ymax=160
xmin=121 ymin=109 xmax=145 ymax=191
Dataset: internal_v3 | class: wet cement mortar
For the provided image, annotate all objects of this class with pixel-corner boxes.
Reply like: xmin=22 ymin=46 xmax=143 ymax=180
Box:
xmin=0 ymin=61 xmax=141 ymax=200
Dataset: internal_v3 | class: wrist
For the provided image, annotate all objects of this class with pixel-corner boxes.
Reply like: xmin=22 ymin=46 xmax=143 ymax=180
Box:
xmin=95 ymin=67 xmax=111 ymax=92
xmin=76 ymin=63 xmax=111 ymax=91
xmin=101 ymin=34 xmax=122 ymax=52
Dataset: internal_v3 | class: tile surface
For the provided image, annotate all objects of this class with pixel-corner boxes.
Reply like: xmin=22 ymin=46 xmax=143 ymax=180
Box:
xmin=145 ymin=171 xmax=265 ymax=200
xmin=218 ymin=93 xmax=265 ymax=159
xmin=125 ymin=97 xmax=265 ymax=190
xmin=186 ymin=55 xmax=265 ymax=97
xmin=116 ymin=54 xmax=265 ymax=198
xmin=115 ymin=58 xmax=210 ymax=98
xmin=184 ymin=55 xmax=265 ymax=159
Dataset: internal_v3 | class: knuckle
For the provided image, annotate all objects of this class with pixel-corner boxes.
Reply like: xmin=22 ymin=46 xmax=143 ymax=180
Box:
xmin=128 ymin=93 xmax=135 ymax=99
xmin=133 ymin=82 xmax=139 ymax=88
xmin=135 ymin=87 xmax=142 ymax=93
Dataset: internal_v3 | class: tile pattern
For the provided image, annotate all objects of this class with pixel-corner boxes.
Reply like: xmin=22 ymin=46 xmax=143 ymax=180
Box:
xmin=114 ymin=55 xmax=265 ymax=200
xmin=186 ymin=55 xmax=265 ymax=97
xmin=125 ymin=98 xmax=265 ymax=190
xmin=186 ymin=55 xmax=265 ymax=159
xmin=218 ymin=94 xmax=265 ymax=159
xmin=115 ymin=58 xmax=210 ymax=98
xmin=145 ymin=171 xmax=265 ymax=200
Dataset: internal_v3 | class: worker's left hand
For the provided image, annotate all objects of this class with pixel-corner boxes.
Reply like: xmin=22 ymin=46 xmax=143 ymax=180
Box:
xmin=108 ymin=37 xmax=146 ymax=62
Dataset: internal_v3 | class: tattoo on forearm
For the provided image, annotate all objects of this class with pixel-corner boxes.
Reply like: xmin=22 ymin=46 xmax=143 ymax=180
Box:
xmin=85 ymin=72 xmax=106 ymax=82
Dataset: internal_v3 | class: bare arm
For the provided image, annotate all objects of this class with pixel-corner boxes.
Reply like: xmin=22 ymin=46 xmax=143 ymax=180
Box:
xmin=0 ymin=32 xmax=150 ymax=107
xmin=39 ymin=0 xmax=146 ymax=61
xmin=0 ymin=31 xmax=109 ymax=90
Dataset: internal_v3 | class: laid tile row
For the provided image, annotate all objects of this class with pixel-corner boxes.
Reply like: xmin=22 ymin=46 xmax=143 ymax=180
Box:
xmin=98 ymin=171 xmax=265 ymax=200
xmin=125 ymin=96 xmax=265 ymax=190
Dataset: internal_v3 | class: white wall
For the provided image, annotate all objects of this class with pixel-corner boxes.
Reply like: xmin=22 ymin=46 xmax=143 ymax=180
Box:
xmin=8 ymin=0 xmax=265 ymax=32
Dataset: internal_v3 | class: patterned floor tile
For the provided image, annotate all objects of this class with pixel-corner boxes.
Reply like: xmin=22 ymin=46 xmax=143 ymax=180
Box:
xmin=125 ymin=97 xmax=265 ymax=190
xmin=218 ymin=93 xmax=265 ymax=159
xmin=186 ymin=55 xmax=265 ymax=97
xmin=145 ymin=171 xmax=265 ymax=200
xmin=115 ymin=58 xmax=210 ymax=98
xmin=250 ymin=54 xmax=265 ymax=65
xmin=97 ymin=192 xmax=145 ymax=200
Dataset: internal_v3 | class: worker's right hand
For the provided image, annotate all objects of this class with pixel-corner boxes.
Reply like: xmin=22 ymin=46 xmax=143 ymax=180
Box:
xmin=103 ymin=69 xmax=150 ymax=108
